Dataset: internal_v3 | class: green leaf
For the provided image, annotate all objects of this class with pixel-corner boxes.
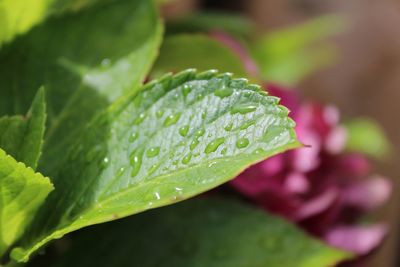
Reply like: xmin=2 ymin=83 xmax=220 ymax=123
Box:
xmin=0 ymin=88 xmax=46 ymax=170
xmin=251 ymin=15 xmax=347 ymax=85
xmin=0 ymin=0 xmax=163 ymax=175
xmin=0 ymin=0 xmax=102 ymax=47
xmin=48 ymin=198 xmax=351 ymax=267
xmin=12 ymin=70 xmax=299 ymax=262
xmin=167 ymin=12 xmax=255 ymax=38
xmin=345 ymin=118 xmax=390 ymax=159
xmin=151 ymin=34 xmax=248 ymax=79
xmin=0 ymin=149 xmax=53 ymax=257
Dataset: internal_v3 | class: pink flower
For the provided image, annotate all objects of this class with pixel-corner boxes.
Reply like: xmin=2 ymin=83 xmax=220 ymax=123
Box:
xmin=230 ymin=85 xmax=391 ymax=257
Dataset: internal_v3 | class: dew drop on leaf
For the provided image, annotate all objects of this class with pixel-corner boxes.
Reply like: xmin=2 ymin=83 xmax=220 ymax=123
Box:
xmin=179 ymin=125 xmax=189 ymax=137
xmin=146 ymin=147 xmax=160 ymax=158
xmin=214 ymin=87 xmax=233 ymax=98
xmin=236 ymin=138 xmax=250 ymax=148
xmin=163 ymin=113 xmax=181 ymax=127
xmin=231 ymin=105 xmax=257 ymax=115
xmin=133 ymin=113 xmax=146 ymax=125
xmin=129 ymin=151 xmax=143 ymax=177
xmin=204 ymin=138 xmax=225 ymax=154
xmin=129 ymin=132 xmax=139 ymax=143
xmin=156 ymin=110 xmax=164 ymax=118
xmin=182 ymin=153 xmax=192 ymax=164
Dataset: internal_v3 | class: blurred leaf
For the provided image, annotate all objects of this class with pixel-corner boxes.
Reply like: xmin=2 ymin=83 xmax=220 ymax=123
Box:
xmin=11 ymin=70 xmax=299 ymax=262
xmin=0 ymin=149 xmax=53 ymax=257
xmin=0 ymin=0 xmax=109 ymax=47
xmin=151 ymin=34 xmax=247 ymax=78
xmin=251 ymin=15 xmax=347 ymax=86
xmin=0 ymin=88 xmax=46 ymax=170
xmin=345 ymin=118 xmax=390 ymax=159
xmin=48 ymin=198 xmax=351 ymax=267
xmin=167 ymin=12 xmax=255 ymax=38
xmin=0 ymin=0 xmax=163 ymax=177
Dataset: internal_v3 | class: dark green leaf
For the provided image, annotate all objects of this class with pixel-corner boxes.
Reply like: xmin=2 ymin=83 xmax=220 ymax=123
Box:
xmin=12 ymin=70 xmax=299 ymax=262
xmin=0 ymin=88 xmax=46 ymax=170
xmin=151 ymin=34 xmax=247 ymax=78
xmin=0 ymin=149 xmax=53 ymax=257
xmin=48 ymin=198 xmax=351 ymax=267
xmin=0 ymin=0 xmax=163 ymax=176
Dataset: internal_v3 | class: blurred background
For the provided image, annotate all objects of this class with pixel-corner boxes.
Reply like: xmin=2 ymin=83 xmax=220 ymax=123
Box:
xmin=162 ymin=0 xmax=400 ymax=266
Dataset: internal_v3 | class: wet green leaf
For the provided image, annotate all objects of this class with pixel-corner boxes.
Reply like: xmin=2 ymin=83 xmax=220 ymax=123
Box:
xmin=12 ymin=70 xmax=299 ymax=262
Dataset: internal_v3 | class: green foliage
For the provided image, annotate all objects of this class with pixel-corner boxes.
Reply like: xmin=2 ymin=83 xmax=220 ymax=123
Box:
xmin=0 ymin=149 xmax=53 ymax=257
xmin=12 ymin=70 xmax=299 ymax=262
xmin=0 ymin=88 xmax=46 ymax=170
xmin=167 ymin=12 xmax=255 ymax=38
xmin=251 ymin=15 xmax=347 ymax=85
xmin=151 ymin=34 xmax=247 ymax=78
xmin=48 ymin=198 xmax=351 ymax=267
xmin=345 ymin=118 xmax=390 ymax=159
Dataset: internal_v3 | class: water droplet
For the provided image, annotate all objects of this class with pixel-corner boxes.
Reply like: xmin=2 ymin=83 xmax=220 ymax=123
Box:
xmin=197 ymin=93 xmax=204 ymax=100
xmin=194 ymin=128 xmax=205 ymax=137
xmin=205 ymin=138 xmax=225 ymax=154
xmin=240 ymin=120 xmax=256 ymax=130
xmin=116 ymin=167 xmax=125 ymax=178
xmin=182 ymin=84 xmax=191 ymax=97
xmin=129 ymin=132 xmax=138 ymax=143
xmin=156 ymin=110 xmax=164 ymax=118
xmin=190 ymin=138 xmax=200 ymax=150
xmin=133 ymin=113 xmax=146 ymax=125
xmin=164 ymin=113 xmax=181 ymax=127
xmin=130 ymin=150 xmax=143 ymax=177
xmin=148 ymin=164 xmax=160 ymax=175
xmin=224 ymin=123 xmax=233 ymax=131
xmin=101 ymin=58 xmax=111 ymax=68
xmin=236 ymin=138 xmax=249 ymax=148
xmin=254 ymin=148 xmax=264 ymax=154
xmin=201 ymin=111 xmax=207 ymax=119
xmin=179 ymin=125 xmax=189 ymax=137
xmin=154 ymin=192 xmax=161 ymax=200
xmin=221 ymin=147 xmax=227 ymax=155
xmin=172 ymin=160 xmax=179 ymax=166
xmin=214 ymin=87 xmax=233 ymax=98
xmin=146 ymin=146 xmax=160 ymax=158
xmin=182 ymin=154 xmax=192 ymax=164
xmin=231 ymin=105 xmax=257 ymax=115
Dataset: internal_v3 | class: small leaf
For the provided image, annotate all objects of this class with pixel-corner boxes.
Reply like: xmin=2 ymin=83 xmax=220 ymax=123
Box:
xmin=12 ymin=70 xmax=299 ymax=262
xmin=345 ymin=118 xmax=390 ymax=159
xmin=251 ymin=15 xmax=347 ymax=85
xmin=0 ymin=88 xmax=46 ymax=170
xmin=48 ymin=198 xmax=351 ymax=267
xmin=0 ymin=149 xmax=53 ymax=257
xmin=151 ymin=34 xmax=247 ymax=79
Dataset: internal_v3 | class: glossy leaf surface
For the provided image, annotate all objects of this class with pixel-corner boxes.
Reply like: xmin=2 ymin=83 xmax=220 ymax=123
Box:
xmin=12 ymin=70 xmax=299 ymax=262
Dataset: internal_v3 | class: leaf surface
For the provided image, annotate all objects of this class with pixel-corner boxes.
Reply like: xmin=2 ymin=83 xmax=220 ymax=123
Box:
xmin=49 ymin=198 xmax=350 ymax=267
xmin=0 ymin=88 xmax=46 ymax=170
xmin=12 ymin=70 xmax=299 ymax=262
xmin=0 ymin=0 xmax=163 ymax=176
xmin=0 ymin=149 xmax=53 ymax=257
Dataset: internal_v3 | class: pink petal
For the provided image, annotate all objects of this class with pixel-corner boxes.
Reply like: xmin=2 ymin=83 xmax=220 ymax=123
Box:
xmin=291 ymin=129 xmax=321 ymax=172
xmin=342 ymin=175 xmax=392 ymax=210
xmin=325 ymin=126 xmax=348 ymax=154
xmin=324 ymin=224 xmax=388 ymax=255
xmin=284 ymin=172 xmax=310 ymax=194
xmin=294 ymin=187 xmax=339 ymax=221
xmin=337 ymin=154 xmax=371 ymax=178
